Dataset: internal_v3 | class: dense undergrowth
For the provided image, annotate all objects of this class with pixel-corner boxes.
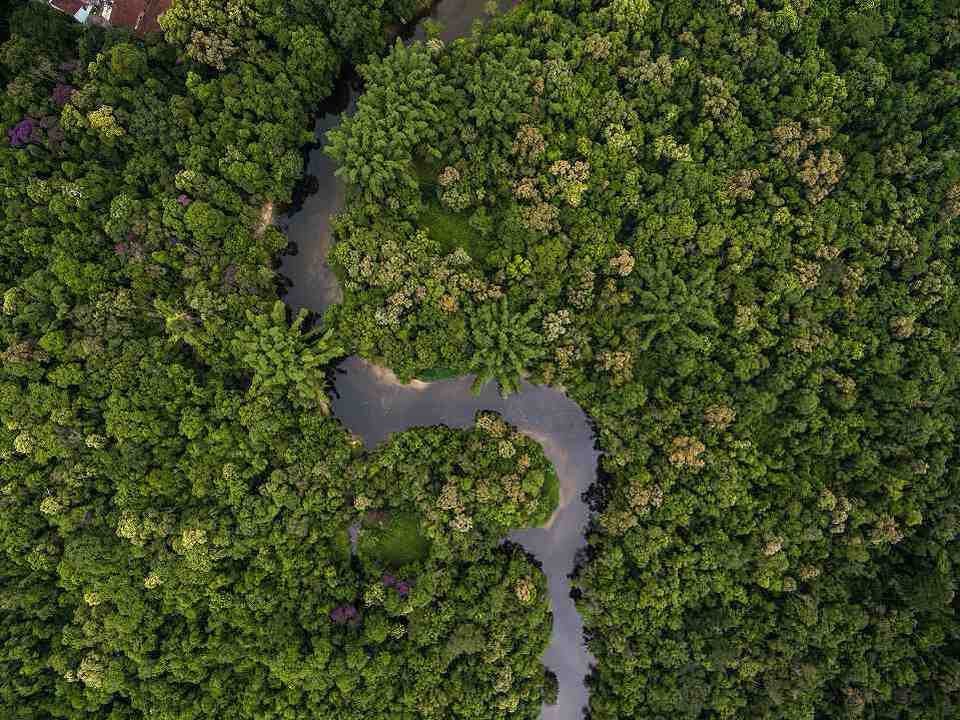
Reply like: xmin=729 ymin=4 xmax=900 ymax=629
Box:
xmin=326 ymin=0 xmax=960 ymax=717
xmin=0 ymin=2 xmax=558 ymax=718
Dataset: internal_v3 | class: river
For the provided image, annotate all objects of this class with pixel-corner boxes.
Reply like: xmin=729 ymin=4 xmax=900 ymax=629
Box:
xmin=279 ymin=3 xmax=597 ymax=719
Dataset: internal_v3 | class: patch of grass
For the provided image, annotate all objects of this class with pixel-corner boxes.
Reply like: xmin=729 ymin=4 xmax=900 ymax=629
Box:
xmin=332 ymin=525 xmax=353 ymax=562
xmin=359 ymin=513 xmax=432 ymax=567
xmin=415 ymin=160 xmax=513 ymax=265
xmin=419 ymin=200 xmax=476 ymax=255
xmin=416 ymin=366 xmax=461 ymax=382
xmin=413 ymin=158 xmax=439 ymax=188
xmin=529 ymin=468 xmax=561 ymax=527
xmin=543 ymin=469 xmax=560 ymax=520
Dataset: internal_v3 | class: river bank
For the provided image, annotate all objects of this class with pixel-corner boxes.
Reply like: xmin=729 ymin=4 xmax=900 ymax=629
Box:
xmin=278 ymin=2 xmax=598 ymax=717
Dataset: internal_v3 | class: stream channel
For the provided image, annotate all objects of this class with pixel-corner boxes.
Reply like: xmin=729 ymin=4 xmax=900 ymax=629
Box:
xmin=279 ymin=3 xmax=598 ymax=718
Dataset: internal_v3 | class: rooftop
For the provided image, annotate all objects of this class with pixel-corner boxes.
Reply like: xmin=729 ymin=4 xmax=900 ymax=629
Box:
xmin=108 ymin=0 xmax=171 ymax=35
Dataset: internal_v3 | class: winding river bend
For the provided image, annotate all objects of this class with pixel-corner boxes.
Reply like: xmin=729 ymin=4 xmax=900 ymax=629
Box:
xmin=280 ymin=3 xmax=598 ymax=718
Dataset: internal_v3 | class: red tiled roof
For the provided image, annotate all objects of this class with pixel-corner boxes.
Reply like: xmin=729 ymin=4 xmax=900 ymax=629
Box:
xmin=50 ymin=0 xmax=85 ymax=15
xmin=141 ymin=0 xmax=173 ymax=34
xmin=110 ymin=0 xmax=171 ymax=35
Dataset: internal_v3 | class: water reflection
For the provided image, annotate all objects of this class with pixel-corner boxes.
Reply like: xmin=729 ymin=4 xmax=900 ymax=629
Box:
xmin=332 ymin=357 xmax=598 ymax=720
xmin=279 ymin=80 xmax=355 ymax=310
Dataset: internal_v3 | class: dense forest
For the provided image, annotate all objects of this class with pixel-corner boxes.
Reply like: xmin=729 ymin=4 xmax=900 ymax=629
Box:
xmin=0 ymin=2 xmax=559 ymax=718
xmin=2 ymin=0 xmax=960 ymax=719
xmin=328 ymin=0 xmax=960 ymax=717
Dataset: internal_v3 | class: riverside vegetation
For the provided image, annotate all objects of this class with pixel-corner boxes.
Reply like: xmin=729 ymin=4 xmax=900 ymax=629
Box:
xmin=327 ymin=0 xmax=960 ymax=718
xmin=0 ymin=2 xmax=558 ymax=718
xmin=2 ymin=1 xmax=960 ymax=719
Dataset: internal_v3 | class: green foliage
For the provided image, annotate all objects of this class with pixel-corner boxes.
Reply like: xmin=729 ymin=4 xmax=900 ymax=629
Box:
xmin=0 ymin=4 xmax=556 ymax=720
xmin=467 ymin=298 xmax=544 ymax=397
xmin=327 ymin=0 xmax=960 ymax=717
xmin=7 ymin=0 xmax=960 ymax=717
xmin=327 ymin=40 xmax=453 ymax=208
xmin=353 ymin=412 xmax=560 ymax=560
xmin=232 ymin=300 xmax=344 ymax=412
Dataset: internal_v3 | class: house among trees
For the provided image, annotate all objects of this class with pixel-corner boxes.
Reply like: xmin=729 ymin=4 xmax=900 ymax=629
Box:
xmin=46 ymin=0 xmax=170 ymax=34
xmin=47 ymin=1 xmax=92 ymax=24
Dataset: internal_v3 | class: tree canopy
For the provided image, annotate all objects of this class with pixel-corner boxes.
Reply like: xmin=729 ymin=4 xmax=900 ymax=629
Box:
xmin=326 ymin=0 xmax=960 ymax=717
xmin=0 ymin=2 xmax=555 ymax=718
xmin=4 ymin=0 xmax=960 ymax=718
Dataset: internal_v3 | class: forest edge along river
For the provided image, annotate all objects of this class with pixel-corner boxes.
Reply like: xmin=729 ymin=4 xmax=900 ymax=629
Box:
xmin=334 ymin=359 xmax=599 ymax=720
xmin=279 ymin=2 xmax=599 ymax=718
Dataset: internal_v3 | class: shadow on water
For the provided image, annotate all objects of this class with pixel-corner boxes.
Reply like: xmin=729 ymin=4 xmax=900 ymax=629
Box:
xmin=278 ymin=71 xmax=359 ymax=310
xmin=279 ymin=2 xmax=596 ymax=718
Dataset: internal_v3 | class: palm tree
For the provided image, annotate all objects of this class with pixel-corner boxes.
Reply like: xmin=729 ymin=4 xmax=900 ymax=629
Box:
xmin=467 ymin=298 xmax=544 ymax=397
xmin=234 ymin=301 xmax=344 ymax=413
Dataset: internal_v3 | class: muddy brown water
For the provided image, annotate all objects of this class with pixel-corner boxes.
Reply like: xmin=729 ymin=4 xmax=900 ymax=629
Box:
xmin=280 ymin=2 xmax=597 ymax=718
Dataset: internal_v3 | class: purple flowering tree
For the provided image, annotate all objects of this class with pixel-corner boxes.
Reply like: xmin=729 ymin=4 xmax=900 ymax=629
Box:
xmin=52 ymin=84 xmax=75 ymax=108
xmin=381 ymin=574 xmax=413 ymax=596
xmin=330 ymin=605 xmax=360 ymax=625
xmin=7 ymin=118 xmax=36 ymax=147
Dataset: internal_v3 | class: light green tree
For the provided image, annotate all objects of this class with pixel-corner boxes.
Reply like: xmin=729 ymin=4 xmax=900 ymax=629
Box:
xmin=466 ymin=298 xmax=544 ymax=397
xmin=232 ymin=300 xmax=344 ymax=413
